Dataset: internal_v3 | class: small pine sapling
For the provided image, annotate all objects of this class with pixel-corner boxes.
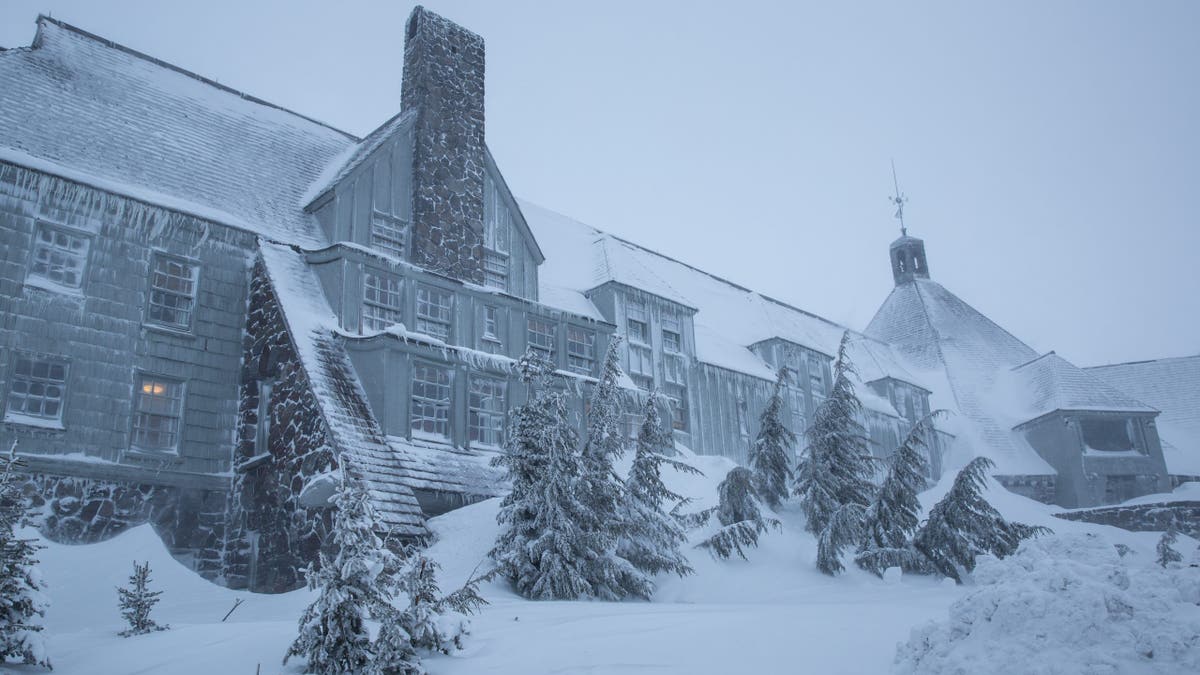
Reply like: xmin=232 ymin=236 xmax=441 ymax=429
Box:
xmin=116 ymin=561 xmax=168 ymax=636
xmin=912 ymin=457 xmax=1050 ymax=583
xmin=794 ymin=332 xmax=876 ymax=537
xmin=697 ymin=467 xmax=780 ymax=560
xmin=855 ymin=413 xmax=940 ymax=576
xmin=748 ymin=368 xmax=796 ymax=510
xmin=620 ymin=392 xmax=701 ymax=577
xmin=1156 ymin=519 xmax=1183 ymax=569
xmin=367 ymin=621 xmax=420 ymax=675
xmin=0 ymin=444 xmax=50 ymax=669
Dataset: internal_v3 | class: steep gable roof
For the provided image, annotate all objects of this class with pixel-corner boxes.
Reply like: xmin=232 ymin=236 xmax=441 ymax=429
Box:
xmin=0 ymin=16 xmax=356 ymax=247
xmin=1011 ymin=352 xmax=1157 ymax=421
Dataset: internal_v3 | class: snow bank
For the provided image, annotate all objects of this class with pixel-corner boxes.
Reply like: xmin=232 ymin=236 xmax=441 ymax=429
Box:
xmin=895 ymin=532 xmax=1200 ymax=675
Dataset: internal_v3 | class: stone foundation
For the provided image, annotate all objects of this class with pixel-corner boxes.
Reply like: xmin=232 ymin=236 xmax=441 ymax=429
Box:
xmin=994 ymin=474 xmax=1057 ymax=504
xmin=1054 ymin=501 xmax=1200 ymax=539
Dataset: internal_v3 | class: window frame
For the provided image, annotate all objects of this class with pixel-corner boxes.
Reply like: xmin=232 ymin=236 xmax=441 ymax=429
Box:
xmin=146 ymin=252 xmax=201 ymax=332
xmin=369 ymin=210 xmax=409 ymax=259
xmin=410 ymin=362 xmax=453 ymax=442
xmin=662 ymin=315 xmax=682 ymax=353
xmin=4 ymin=354 xmax=70 ymax=428
xmin=26 ymin=221 xmax=92 ymax=294
xmin=362 ymin=270 xmax=404 ymax=333
xmin=629 ymin=342 xmax=653 ymax=379
xmin=468 ymin=375 xmax=507 ymax=449
xmin=527 ymin=317 xmax=558 ymax=363
xmin=131 ymin=374 xmax=186 ymax=454
xmin=414 ymin=284 xmax=453 ymax=342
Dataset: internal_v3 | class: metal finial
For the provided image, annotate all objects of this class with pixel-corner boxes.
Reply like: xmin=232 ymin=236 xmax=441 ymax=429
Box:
xmin=889 ymin=159 xmax=908 ymax=236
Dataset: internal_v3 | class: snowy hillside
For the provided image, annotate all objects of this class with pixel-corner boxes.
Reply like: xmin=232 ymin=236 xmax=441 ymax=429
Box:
xmin=11 ymin=455 xmax=1198 ymax=674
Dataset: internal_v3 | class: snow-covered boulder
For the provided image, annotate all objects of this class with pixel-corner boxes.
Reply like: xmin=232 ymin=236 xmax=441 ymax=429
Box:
xmin=895 ymin=532 xmax=1200 ymax=675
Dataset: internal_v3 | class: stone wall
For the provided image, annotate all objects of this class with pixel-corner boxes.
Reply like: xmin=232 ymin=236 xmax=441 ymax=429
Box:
xmin=402 ymin=6 xmax=486 ymax=285
xmin=20 ymin=472 xmax=226 ymax=580
xmin=995 ymin=474 xmax=1058 ymax=505
xmin=223 ymin=259 xmax=337 ymax=593
xmin=1054 ymin=501 xmax=1200 ymax=539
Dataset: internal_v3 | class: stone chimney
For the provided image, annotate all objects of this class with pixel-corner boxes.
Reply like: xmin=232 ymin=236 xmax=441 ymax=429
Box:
xmin=402 ymin=6 xmax=486 ymax=283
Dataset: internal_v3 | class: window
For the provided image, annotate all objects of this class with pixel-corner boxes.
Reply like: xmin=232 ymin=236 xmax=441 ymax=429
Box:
xmin=622 ymin=412 xmax=642 ymax=440
xmin=483 ymin=251 xmax=508 ymax=292
xmin=468 ymin=376 xmax=506 ymax=448
xmin=362 ymin=272 xmax=403 ymax=332
xmin=627 ymin=303 xmax=649 ymax=344
xmin=29 ymin=223 xmax=90 ymax=290
xmin=370 ymin=211 xmax=408 ymax=259
xmin=737 ymin=394 xmax=750 ymax=439
xmin=629 ymin=343 xmax=653 ymax=378
xmin=527 ymin=318 xmax=557 ymax=362
xmin=664 ymin=353 xmax=685 ymax=385
xmin=788 ymin=387 xmax=807 ymax=435
xmin=132 ymin=376 xmax=185 ymax=452
xmin=255 ymin=380 xmax=273 ymax=454
xmin=808 ymin=353 xmax=827 ymax=407
xmin=666 ymin=390 xmax=688 ymax=432
xmin=566 ymin=327 xmax=596 ymax=375
xmin=411 ymin=363 xmax=452 ymax=440
xmin=482 ymin=306 xmax=502 ymax=353
xmin=662 ymin=316 xmax=682 ymax=353
xmin=147 ymin=254 xmax=199 ymax=330
xmin=483 ymin=174 xmax=511 ymax=291
xmin=415 ymin=285 xmax=453 ymax=341
xmin=6 ymin=356 xmax=68 ymax=423
xmin=1081 ymin=418 xmax=1141 ymax=454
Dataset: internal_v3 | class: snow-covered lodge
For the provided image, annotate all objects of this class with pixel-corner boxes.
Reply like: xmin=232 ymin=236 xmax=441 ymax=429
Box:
xmin=0 ymin=8 xmax=1193 ymax=591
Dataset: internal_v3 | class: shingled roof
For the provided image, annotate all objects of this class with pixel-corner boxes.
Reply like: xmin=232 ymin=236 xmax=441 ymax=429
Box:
xmin=0 ymin=16 xmax=355 ymax=247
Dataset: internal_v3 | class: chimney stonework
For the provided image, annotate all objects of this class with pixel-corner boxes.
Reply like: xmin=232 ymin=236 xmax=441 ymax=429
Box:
xmin=402 ymin=6 xmax=487 ymax=284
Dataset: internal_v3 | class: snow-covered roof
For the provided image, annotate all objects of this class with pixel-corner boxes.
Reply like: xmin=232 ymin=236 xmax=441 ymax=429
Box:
xmin=385 ymin=437 xmax=506 ymax=499
xmin=1010 ymin=352 xmax=1157 ymax=420
xmin=1087 ymin=355 xmax=1200 ymax=475
xmin=259 ymin=242 xmax=426 ymax=535
xmin=301 ymin=110 xmax=415 ymax=209
xmin=519 ymin=201 xmax=924 ymax=409
xmin=0 ymin=17 xmax=354 ymax=247
xmin=867 ymin=278 xmax=1055 ymax=475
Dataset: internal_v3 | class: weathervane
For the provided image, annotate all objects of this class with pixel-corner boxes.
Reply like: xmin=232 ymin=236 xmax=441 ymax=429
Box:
xmin=889 ymin=159 xmax=908 ymax=236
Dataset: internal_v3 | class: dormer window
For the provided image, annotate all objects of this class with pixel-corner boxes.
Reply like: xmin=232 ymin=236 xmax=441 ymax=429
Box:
xmin=1081 ymin=418 xmax=1144 ymax=455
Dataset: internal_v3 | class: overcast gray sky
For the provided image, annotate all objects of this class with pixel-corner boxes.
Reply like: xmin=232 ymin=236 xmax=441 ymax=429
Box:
xmin=2 ymin=0 xmax=1197 ymax=366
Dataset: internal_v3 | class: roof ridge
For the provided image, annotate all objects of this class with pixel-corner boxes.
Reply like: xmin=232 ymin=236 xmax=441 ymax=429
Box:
xmin=1084 ymin=353 xmax=1200 ymax=370
xmin=34 ymin=15 xmax=359 ymax=142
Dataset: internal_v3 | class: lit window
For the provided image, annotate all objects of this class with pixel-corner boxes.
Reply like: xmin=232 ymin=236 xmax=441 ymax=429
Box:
xmin=469 ymin=376 xmax=506 ymax=448
xmin=629 ymin=343 xmax=653 ymax=378
xmin=662 ymin=316 xmax=682 ymax=353
xmin=411 ymin=363 xmax=452 ymax=440
xmin=566 ymin=327 xmax=596 ymax=375
xmin=527 ymin=318 xmax=557 ymax=362
xmin=370 ymin=211 xmax=408 ymax=259
xmin=664 ymin=353 xmax=685 ymax=385
xmin=627 ymin=303 xmax=649 ymax=344
xmin=483 ymin=251 xmax=508 ymax=292
xmin=132 ymin=376 xmax=185 ymax=452
xmin=6 ymin=356 xmax=68 ymax=422
xmin=415 ymin=285 xmax=453 ymax=341
xmin=147 ymin=254 xmax=199 ymax=330
xmin=363 ymin=271 xmax=403 ymax=332
xmin=29 ymin=223 xmax=90 ymax=290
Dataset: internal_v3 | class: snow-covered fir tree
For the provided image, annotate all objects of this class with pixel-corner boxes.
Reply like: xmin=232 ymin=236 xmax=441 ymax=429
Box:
xmin=116 ymin=560 xmax=168 ymax=636
xmin=855 ymin=413 xmax=938 ymax=576
xmin=0 ymin=446 xmax=50 ymax=670
xmin=285 ymin=478 xmax=400 ymax=674
xmin=396 ymin=547 xmax=484 ymax=655
xmin=368 ymin=621 xmax=421 ymax=675
xmin=1156 ymin=520 xmax=1183 ymax=568
xmin=748 ymin=368 xmax=796 ymax=510
xmin=491 ymin=351 xmax=650 ymax=600
xmin=619 ymin=392 xmax=699 ymax=577
xmin=793 ymin=332 xmax=877 ymax=575
xmin=911 ymin=457 xmax=1048 ymax=583
xmin=697 ymin=467 xmax=780 ymax=560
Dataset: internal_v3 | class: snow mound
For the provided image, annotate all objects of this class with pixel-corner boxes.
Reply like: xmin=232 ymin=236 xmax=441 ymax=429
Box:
xmin=895 ymin=532 xmax=1200 ymax=675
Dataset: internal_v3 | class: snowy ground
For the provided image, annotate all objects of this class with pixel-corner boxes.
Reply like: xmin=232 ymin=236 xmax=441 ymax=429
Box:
xmin=7 ymin=457 xmax=1197 ymax=674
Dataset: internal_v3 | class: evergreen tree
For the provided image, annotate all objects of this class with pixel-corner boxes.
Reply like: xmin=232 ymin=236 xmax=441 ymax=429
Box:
xmin=367 ymin=621 xmax=420 ymax=675
xmin=816 ymin=503 xmax=865 ymax=576
xmin=285 ymin=479 xmax=398 ymax=674
xmin=0 ymin=447 xmax=50 ymax=670
xmin=912 ymin=457 xmax=1049 ymax=583
xmin=395 ymin=548 xmax=484 ymax=655
xmin=1156 ymin=519 xmax=1183 ymax=568
xmin=697 ymin=467 xmax=780 ymax=561
xmin=492 ymin=353 xmax=650 ymax=600
xmin=748 ymin=368 xmax=796 ymax=510
xmin=855 ymin=413 xmax=938 ymax=577
xmin=116 ymin=561 xmax=168 ymax=636
xmin=794 ymin=332 xmax=876 ymax=537
xmin=619 ymin=392 xmax=699 ymax=577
